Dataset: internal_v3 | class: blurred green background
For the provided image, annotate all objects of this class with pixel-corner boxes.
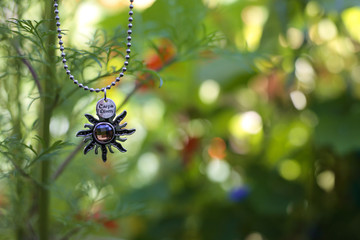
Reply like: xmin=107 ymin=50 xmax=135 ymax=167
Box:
xmin=1 ymin=0 xmax=360 ymax=239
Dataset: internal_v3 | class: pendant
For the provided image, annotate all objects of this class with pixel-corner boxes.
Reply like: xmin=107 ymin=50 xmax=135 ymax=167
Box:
xmin=76 ymin=97 xmax=136 ymax=162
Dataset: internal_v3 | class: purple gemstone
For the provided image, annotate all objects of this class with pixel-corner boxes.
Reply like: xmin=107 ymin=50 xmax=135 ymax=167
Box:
xmin=94 ymin=123 xmax=114 ymax=143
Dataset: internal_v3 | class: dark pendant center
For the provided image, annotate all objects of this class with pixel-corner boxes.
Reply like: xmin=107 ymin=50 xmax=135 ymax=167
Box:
xmin=94 ymin=123 xmax=114 ymax=143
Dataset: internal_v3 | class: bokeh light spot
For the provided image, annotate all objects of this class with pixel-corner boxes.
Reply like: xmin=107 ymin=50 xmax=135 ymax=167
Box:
xmin=142 ymin=99 xmax=165 ymax=130
xmin=325 ymin=55 xmax=344 ymax=74
xmin=288 ymin=127 xmax=309 ymax=147
xmin=229 ymin=111 xmax=263 ymax=138
xmin=0 ymin=161 xmax=13 ymax=173
xmin=203 ymin=0 xmax=237 ymax=8
xmin=137 ymin=152 xmax=160 ymax=180
xmin=317 ymin=170 xmax=335 ymax=192
xmin=342 ymin=7 xmax=360 ymax=43
xmin=241 ymin=111 xmax=263 ymax=134
xmin=295 ymin=58 xmax=315 ymax=89
xmin=75 ymin=2 xmax=103 ymax=46
xmin=134 ymin=0 xmax=156 ymax=10
xmin=245 ymin=232 xmax=264 ymax=240
xmin=236 ymin=88 xmax=258 ymax=108
xmin=242 ymin=6 xmax=269 ymax=26
xmin=306 ymin=1 xmax=321 ymax=17
xmin=50 ymin=115 xmax=69 ymax=137
xmin=98 ymin=0 xmax=124 ymax=9
xmin=279 ymin=159 xmax=301 ymax=181
xmin=206 ymin=159 xmax=230 ymax=183
xmin=199 ymin=79 xmax=220 ymax=104
xmin=287 ymin=28 xmax=304 ymax=49
xmin=241 ymin=6 xmax=269 ymax=51
xmin=318 ymin=19 xmax=338 ymax=41
xmin=290 ymin=90 xmax=307 ymax=110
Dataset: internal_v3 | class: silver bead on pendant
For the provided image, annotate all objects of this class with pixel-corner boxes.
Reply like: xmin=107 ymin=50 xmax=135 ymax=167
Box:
xmin=76 ymin=98 xmax=136 ymax=162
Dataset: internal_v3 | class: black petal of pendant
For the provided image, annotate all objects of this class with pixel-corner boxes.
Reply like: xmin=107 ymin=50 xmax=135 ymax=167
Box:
xmin=76 ymin=98 xmax=135 ymax=162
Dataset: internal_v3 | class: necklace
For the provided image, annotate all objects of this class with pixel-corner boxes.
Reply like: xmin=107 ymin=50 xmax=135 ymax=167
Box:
xmin=53 ymin=0 xmax=136 ymax=162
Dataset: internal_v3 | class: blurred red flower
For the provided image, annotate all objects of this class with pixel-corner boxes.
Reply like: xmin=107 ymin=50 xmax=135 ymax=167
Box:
xmin=75 ymin=209 xmax=119 ymax=233
xmin=137 ymin=39 xmax=176 ymax=91
xmin=181 ymin=137 xmax=200 ymax=166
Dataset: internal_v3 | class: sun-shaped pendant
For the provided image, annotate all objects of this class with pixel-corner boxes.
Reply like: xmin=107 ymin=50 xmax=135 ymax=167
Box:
xmin=76 ymin=98 xmax=136 ymax=162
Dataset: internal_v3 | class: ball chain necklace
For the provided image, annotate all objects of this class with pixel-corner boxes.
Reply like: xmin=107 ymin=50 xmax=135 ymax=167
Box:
xmin=53 ymin=0 xmax=136 ymax=162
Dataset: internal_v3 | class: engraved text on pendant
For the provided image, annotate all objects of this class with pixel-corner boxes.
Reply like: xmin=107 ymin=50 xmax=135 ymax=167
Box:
xmin=96 ymin=98 xmax=116 ymax=119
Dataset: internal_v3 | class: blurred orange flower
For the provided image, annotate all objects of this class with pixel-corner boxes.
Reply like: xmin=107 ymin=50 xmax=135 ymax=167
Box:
xmin=208 ymin=137 xmax=227 ymax=159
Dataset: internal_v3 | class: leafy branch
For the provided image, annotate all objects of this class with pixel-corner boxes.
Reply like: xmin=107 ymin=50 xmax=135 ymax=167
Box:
xmin=0 ymin=138 xmax=40 ymax=186
xmin=12 ymin=42 xmax=43 ymax=94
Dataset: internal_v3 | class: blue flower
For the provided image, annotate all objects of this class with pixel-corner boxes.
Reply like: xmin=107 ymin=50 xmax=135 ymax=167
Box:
xmin=229 ymin=186 xmax=250 ymax=202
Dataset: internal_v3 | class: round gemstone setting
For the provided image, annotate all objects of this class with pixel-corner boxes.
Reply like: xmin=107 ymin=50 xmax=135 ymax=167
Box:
xmin=94 ymin=123 xmax=115 ymax=143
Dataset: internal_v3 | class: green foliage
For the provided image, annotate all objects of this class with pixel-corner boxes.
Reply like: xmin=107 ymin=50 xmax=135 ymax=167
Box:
xmin=1 ymin=0 xmax=360 ymax=240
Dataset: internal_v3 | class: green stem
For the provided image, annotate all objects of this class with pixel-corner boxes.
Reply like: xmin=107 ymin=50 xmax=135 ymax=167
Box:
xmin=14 ymin=48 xmax=25 ymax=240
xmin=39 ymin=0 xmax=56 ymax=239
xmin=6 ymin=2 xmax=27 ymax=236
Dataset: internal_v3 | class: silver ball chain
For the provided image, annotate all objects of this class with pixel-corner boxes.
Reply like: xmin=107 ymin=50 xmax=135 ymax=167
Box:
xmin=53 ymin=0 xmax=134 ymax=93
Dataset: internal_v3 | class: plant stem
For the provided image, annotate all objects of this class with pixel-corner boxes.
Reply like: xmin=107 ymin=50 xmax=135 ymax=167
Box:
xmin=13 ymin=48 xmax=25 ymax=240
xmin=51 ymin=142 xmax=85 ymax=181
xmin=38 ymin=0 xmax=56 ymax=239
xmin=15 ymin=45 xmax=42 ymax=95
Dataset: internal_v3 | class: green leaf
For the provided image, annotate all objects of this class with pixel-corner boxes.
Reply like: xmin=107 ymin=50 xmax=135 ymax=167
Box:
xmin=142 ymin=69 xmax=164 ymax=88
xmin=313 ymin=97 xmax=360 ymax=154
